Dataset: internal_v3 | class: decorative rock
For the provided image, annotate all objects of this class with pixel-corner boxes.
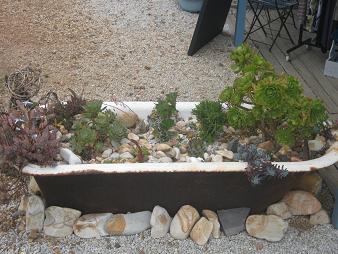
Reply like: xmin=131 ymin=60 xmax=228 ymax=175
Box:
xmin=118 ymin=144 xmax=132 ymax=153
xmin=26 ymin=195 xmax=45 ymax=232
xmin=155 ymin=151 xmax=167 ymax=158
xmin=173 ymin=147 xmax=181 ymax=160
xmin=116 ymin=111 xmax=139 ymax=128
xmin=44 ymin=206 xmax=81 ymax=237
xmin=170 ymin=205 xmax=200 ymax=240
xmin=150 ymin=206 xmax=172 ymax=238
xmin=56 ymin=131 xmax=62 ymax=140
xmin=202 ymin=209 xmax=220 ymax=238
xmin=120 ymin=152 xmax=134 ymax=160
xmin=60 ymin=148 xmax=82 ymax=164
xmin=18 ymin=195 xmax=29 ymax=214
xmin=187 ymin=157 xmax=203 ymax=163
xmin=282 ymin=191 xmax=321 ymax=215
xmin=216 ymin=149 xmax=234 ymax=160
xmin=257 ymin=141 xmax=274 ymax=152
xmin=179 ymin=155 xmax=187 ymax=162
xmin=102 ymin=149 xmax=113 ymax=159
xmin=211 ymin=154 xmax=223 ymax=162
xmin=105 ymin=211 xmax=151 ymax=236
xmin=111 ymin=140 xmax=120 ymax=148
xmin=190 ymin=217 xmax=213 ymax=245
xmin=73 ymin=213 xmax=112 ymax=238
xmin=166 ymin=148 xmax=177 ymax=159
xmin=266 ymin=202 xmax=292 ymax=219
xmin=309 ymin=209 xmax=330 ymax=225
xmin=277 ymin=145 xmax=292 ymax=156
xmin=308 ymin=137 xmax=325 ymax=152
xmin=246 ymin=215 xmax=288 ymax=242
xmin=120 ymin=138 xmax=131 ymax=145
xmin=28 ymin=177 xmax=41 ymax=195
xmin=293 ymin=172 xmax=322 ymax=195
xmin=331 ymin=129 xmax=338 ymax=141
xmin=179 ymin=145 xmax=188 ymax=154
xmin=217 ymin=208 xmax=250 ymax=236
xmin=159 ymin=157 xmax=173 ymax=163
xmin=108 ymin=152 xmax=120 ymax=160
xmin=127 ymin=132 xmax=139 ymax=141
xmin=156 ymin=144 xmax=171 ymax=152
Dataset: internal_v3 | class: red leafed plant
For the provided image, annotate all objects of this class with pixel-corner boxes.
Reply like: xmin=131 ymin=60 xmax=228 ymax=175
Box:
xmin=0 ymin=101 xmax=60 ymax=168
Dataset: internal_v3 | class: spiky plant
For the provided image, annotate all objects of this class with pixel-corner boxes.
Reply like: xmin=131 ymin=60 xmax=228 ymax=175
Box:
xmin=187 ymin=137 xmax=207 ymax=158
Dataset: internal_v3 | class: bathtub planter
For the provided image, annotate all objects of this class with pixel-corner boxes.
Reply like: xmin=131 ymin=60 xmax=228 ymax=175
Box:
xmin=22 ymin=102 xmax=338 ymax=215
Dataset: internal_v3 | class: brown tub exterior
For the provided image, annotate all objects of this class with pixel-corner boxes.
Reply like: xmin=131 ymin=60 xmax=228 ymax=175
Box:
xmin=33 ymin=171 xmax=302 ymax=215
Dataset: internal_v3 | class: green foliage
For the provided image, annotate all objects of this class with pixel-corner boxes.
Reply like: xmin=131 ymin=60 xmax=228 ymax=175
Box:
xmin=219 ymin=44 xmax=328 ymax=147
xmin=71 ymin=100 xmax=127 ymax=159
xmin=150 ymin=92 xmax=178 ymax=142
xmin=187 ymin=137 xmax=207 ymax=158
xmin=192 ymin=100 xmax=226 ymax=143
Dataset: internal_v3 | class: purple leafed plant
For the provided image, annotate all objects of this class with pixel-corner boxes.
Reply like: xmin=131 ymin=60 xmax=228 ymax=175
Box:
xmin=0 ymin=101 xmax=60 ymax=167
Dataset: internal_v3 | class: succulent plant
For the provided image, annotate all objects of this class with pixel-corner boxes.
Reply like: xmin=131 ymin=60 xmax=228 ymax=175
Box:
xmin=192 ymin=100 xmax=226 ymax=143
xmin=237 ymin=144 xmax=288 ymax=185
xmin=187 ymin=137 xmax=207 ymax=158
xmin=219 ymin=44 xmax=328 ymax=147
xmin=149 ymin=92 xmax=178 ymax=142
xmin=45 ymin=89 xmax=86 ymax=130
xmin=0 ymin=101 xmax=60 ymax=167
xmin=70 ymin=100 xmax=127 ymax=159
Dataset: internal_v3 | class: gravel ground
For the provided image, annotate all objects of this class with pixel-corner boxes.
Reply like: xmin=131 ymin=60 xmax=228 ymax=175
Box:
xmin=0 ymin=0 xmax=235 ymax=108
xmin=1 ymin=0 xmax=338 ymax=253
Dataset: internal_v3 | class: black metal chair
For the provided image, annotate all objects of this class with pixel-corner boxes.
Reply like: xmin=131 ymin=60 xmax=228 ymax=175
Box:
xmin=245 ymin=0 xmax=298 ymax=51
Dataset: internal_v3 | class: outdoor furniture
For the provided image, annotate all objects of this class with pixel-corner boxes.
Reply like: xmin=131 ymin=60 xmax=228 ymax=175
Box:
xmin=188 ymin=0 xmax=247 ymax=55
xmin=245 ymin=0 xmax=298 ymax=51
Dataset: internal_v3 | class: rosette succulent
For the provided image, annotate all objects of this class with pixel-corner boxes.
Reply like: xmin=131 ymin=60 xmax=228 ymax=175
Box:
xmin=219 ymin=44 xmax=328 ymax=147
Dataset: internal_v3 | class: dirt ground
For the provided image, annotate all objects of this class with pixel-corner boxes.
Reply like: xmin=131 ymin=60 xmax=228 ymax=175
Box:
xmin=0 ymin=0 xmax=235 ymax=109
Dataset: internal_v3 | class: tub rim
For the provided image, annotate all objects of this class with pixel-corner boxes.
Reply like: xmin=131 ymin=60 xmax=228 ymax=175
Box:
xmin=23 ymin=101 xmax=338 ymax=176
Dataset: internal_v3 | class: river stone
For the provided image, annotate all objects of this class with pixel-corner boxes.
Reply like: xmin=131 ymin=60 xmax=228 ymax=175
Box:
xmin=28 ymin=176 xmax=41 ymax=195
xmin=120 ymin=152 xmax=134 ymax=159
xmin=308 ymin=137 xmax=325 ymax=152
xmin=202 ymin=210 xmax=220 ymax=238
xmin=216 ymin=150 xmax=234 ymax=160
xmin=190 ymin=217 xmax=213 ymax=245
xmin=105 ymin=211 xmax=151 ymax=236
xmin=159 ymin=157 xmax=173 ymax=163
xmin=18 ymin=195 xmax=29 ymax=214
xmin=44 ymin=206 xmax=81 ymax=237
xmin=101 ymin=149 xmax=113 ymax=159
xmin=282 ymin=191 xmax=321 ymax=215
xmin=60 ymin=148 xmax=82 ymax=164
xmin=257 ymin=140 xmax=274 ymax=152
xmin=309 ymin=209 xmax=330 ymax=225
xmin=173 ymin=147 xmax=181 ymax=160
xmin=246 ymin=215 xmax=288 ymax=242
xmin=156 ymin=144 xmax=172 ymax=152
xmin=26 ymin=195 xmax=45 ymax=232
xmin=150 ymin=206 xmax=172 ymax=238
xmin=73 ymin=213 xmax=112 ymax=238
xmin=116 ymin=111 xmax=139 ymax=128
xmin=155 ymin=151 xmax=167 ymax=158
xmin=211 ymin=154 xmax=223 ymax=162
xmin=108 ymin=152 xmax=120 ymax=160
xmin=170 ymin=205 xmax=200 ymax=240
xmin=266 ymin=202 xmax=292 ymax=219
xmin=127 ymin=132 xmax=139 ymax=141
xmin=217 ymin=207 xmax=251 ymax=236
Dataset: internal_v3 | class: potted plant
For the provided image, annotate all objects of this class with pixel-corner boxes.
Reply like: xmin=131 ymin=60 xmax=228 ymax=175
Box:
xmin=2 ymin=45 xmax=338 ymax=216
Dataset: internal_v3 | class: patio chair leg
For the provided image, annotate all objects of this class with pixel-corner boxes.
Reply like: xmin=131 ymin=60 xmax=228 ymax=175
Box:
xmin=333 ymin=188 xmax=338 ymax=229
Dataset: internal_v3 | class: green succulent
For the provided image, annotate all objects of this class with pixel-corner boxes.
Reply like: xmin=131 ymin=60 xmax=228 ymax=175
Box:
xmin=187 ymin=137 xmax=207 ymax=158
xmin=150 ymin=92 xmax=178 ymax=142
xmin=219 ymin=44 xmax=328 ymax=147
xmin=192 ymin=100 xmax=226 ymax=143
xmin=70 ymin=100 xmax=127 ymax=159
